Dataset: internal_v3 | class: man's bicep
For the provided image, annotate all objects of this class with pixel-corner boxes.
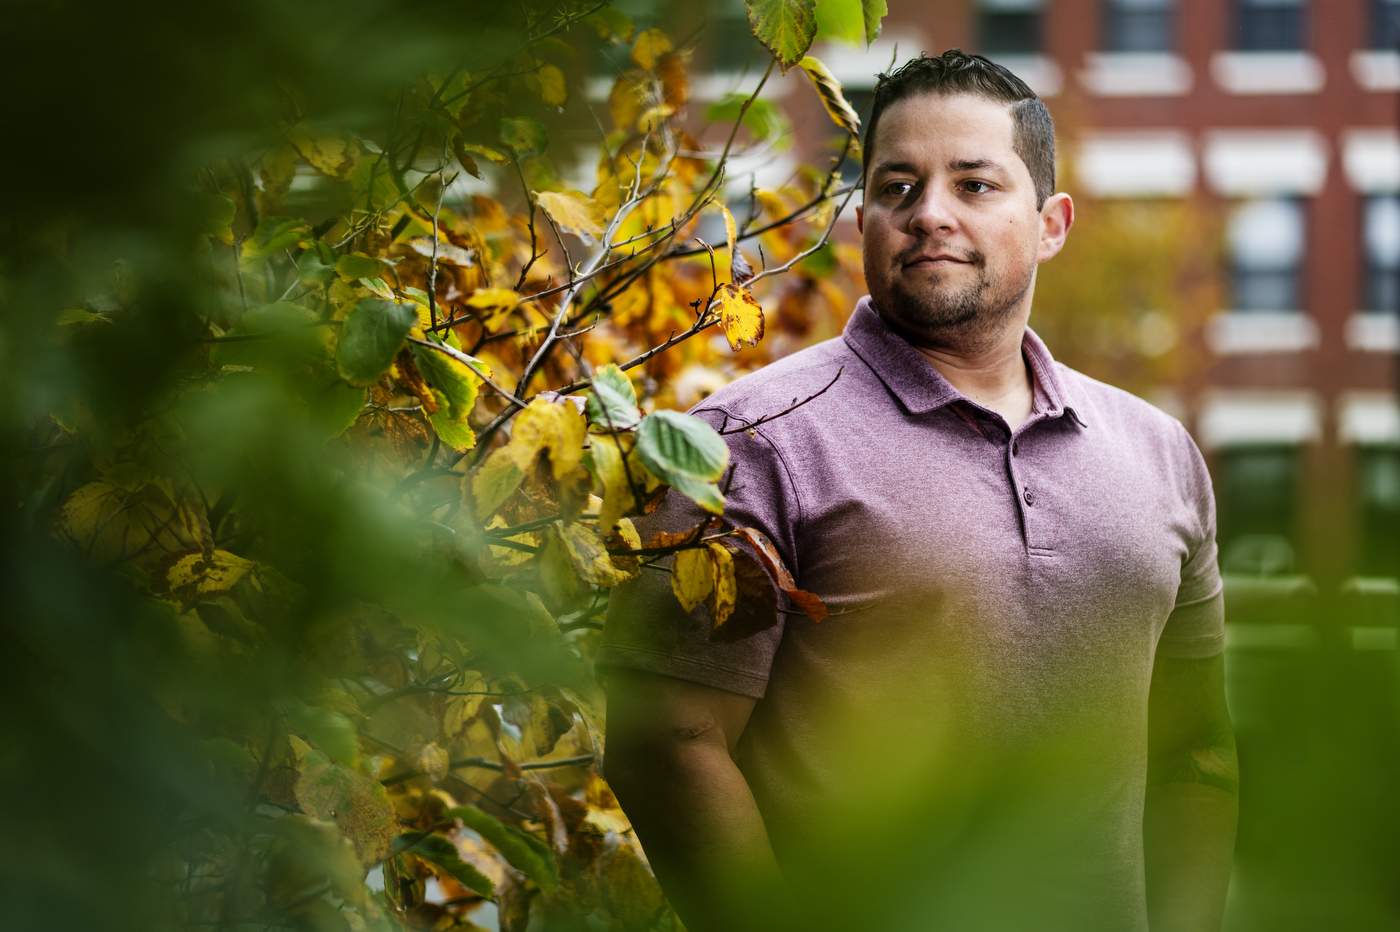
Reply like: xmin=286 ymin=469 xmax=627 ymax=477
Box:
xmin=1147 ymin=653 xmax=1238 ymax=795
xmin=605 ymin=668 xmax=758 ymax=760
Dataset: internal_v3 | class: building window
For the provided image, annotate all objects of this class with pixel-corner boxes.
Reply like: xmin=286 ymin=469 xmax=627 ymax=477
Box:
xmin=1374 ymin=0 xmax=1400 ymax=50
xmin=1218 ymin=447 xmax=1298 ymax=574
xmin=1358 ymin=448 xmax=1400 ymax=577
xmin=978 ymin=0 xmax=1044 ymax=55
xmin=1236 ymin=0 xmax=1306 ymax=51
xmin=1228 ymin=198 xmax=1305 ymax=312
xmin=1104 ymin=0 xmax=1174 ymax=52
xmin=1364 ymin=196 xmax=1400 ymax=313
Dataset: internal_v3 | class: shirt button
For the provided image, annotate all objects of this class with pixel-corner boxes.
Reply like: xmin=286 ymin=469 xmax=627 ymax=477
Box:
xmin=1012 ymin=441 xmax=1019 ymax=456
xmin=1023 ymin=488 xmax=1035 ymax=505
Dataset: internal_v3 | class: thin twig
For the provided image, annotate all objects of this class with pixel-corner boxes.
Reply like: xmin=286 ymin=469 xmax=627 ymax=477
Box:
xmin=718 ymin=368 xmax=842 ymax=434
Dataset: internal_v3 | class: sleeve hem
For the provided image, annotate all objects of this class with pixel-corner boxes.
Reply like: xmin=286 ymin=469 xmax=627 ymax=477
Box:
xmin=1156 ymin=634 xmax=1226 ymax=659
xmin=1173 ymin=582 xmax=1224 ymax=610
xmin=594 ymin=645 xmax=770 ymax=699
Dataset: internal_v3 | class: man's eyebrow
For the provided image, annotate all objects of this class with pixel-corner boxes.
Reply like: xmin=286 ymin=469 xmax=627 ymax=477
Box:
xmin=869 ymin=160 xmax=919 ymax=176
xmin=949 ymin=158 xmax=1005 ymax=173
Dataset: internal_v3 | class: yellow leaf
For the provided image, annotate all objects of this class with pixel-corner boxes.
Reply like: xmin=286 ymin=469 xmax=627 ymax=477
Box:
xmin=635 ymin=103 xmax=675 ymax=132
xmin=508 ymin=397 xmax=586 ymax=481
xmin=556 ymin=521 xmax=633 ymax=587
xmin=534 ymin=190 xmax=606 ymax=246
xmin=798 ymin=56 xmax=861 ymax=137
xmin=470 ymin=447 xmax=525 ymax=523
xmin=479 ymin=515 xmax=539 ymax=577
xmin=286 ymin=128 xmax=360 ymax=182
xmin=608 ymin=72 xmax=647 ymax=132
xmin=539 ymin=527 xmax=588 ymax=612
xmin=537 ymin=63 xmax=568 ymax=107
xmin=157 ymin=549 xmax=255 ymax=601
xmin=465 ymin=287 xmax=522 ymax=329
xmin=670 ymin=545 xmax=714 ymax=612
xmin=714 ymin=282 xmax=765 ymax=351
xmin=705 ymin=541 xmax=737 ymax=629
xmin=258 ymin=144 xmax=297 ymax=217
xmin=609 ymin=517 xmax=643 ymax=580
xmin=721 ymin=205 xmax=740 ymax=284
xmin=631 ymin=29 xmax=673 ymax=70
xmin=591 ymin=432 xmax=637 ymax=531
xmin=404 ymin=741 xmax=449 ymax=781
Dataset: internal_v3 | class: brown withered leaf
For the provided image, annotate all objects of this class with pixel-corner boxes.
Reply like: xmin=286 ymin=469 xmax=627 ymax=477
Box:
xmin=708 ymin=540 xmax=780 ymax=644
xmin=732 ymin=527 xmax=828 ymax=622
xmin=647 ymin=517 xmax=721 ymax=550
xmin=529 ymin=691 xmax=577 ymax=756
xmin=597 ymin=842 xmax=668 ymax=930
xmin=394 ymin=348 xmax=441 ymax=415
xmin=289 ymin=736 xmax=396 ymax=867
xmin=384 ymin=410 xmax=432 ymax=464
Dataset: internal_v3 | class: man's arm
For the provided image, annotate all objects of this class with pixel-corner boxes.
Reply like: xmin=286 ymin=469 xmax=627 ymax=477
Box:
xmin=604 ymin=668 xmax=792 ymax=932
xmin=1144 ymin=653 xmax=1239 ymax=932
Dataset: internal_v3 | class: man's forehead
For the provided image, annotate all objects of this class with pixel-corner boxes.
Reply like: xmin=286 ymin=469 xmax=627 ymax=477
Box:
xmin=869 ymin=93 xmax=1018 ymax=172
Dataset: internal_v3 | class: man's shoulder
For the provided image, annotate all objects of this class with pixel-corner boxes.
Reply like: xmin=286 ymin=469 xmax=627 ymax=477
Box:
xmin=1056 ymin=363 xmax=1193 ymax=448
xmin=690 ymin=336 xmax=861 ymax=421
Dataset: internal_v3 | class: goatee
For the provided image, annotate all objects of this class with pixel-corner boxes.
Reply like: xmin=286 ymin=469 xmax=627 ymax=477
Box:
xmin=879 ymin=246 xmax=1034 ymax=354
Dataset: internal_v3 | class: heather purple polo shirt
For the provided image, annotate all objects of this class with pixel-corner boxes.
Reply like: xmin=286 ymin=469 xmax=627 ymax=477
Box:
xmin=600 ymin=298 xmax=1224 ymax=931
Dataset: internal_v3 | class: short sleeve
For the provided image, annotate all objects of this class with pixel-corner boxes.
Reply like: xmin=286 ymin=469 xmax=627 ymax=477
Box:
xmin=595 ymin=408 xmax=800 ymax=698
xmin=1158 ymin=423 xmax=1225 ymax=659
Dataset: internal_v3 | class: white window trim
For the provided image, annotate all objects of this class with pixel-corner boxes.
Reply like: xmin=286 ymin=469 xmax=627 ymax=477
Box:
xmin=1206 ymin=311 xmax=1319 ymax=355
xmin=1078 ymin=52 xmax=1193 ymax=97
xmin=1195 ymin=390 xmax=1322 ymax=450
xmin=1211 ymin=51 xmax=1325 ymax=96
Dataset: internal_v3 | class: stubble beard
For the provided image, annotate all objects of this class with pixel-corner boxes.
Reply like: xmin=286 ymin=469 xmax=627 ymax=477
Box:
xmin=876 ymin=245 xmax=1035 ymax=355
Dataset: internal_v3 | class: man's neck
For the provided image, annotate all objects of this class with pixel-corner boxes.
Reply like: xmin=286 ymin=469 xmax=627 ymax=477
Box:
xmin=910 ymin=320 xmax=1035 ymax=431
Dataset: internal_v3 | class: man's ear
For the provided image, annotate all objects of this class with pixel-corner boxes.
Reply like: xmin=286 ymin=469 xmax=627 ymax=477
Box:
xmin=1036 ymin=193 xmax=1073 ymax=263
xmin=855 ymin=204 xmax=863 ymax=234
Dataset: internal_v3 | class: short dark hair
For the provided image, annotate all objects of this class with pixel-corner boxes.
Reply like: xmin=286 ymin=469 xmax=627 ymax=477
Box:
xmin=861 ymin=49 xmax=1056 ymax=210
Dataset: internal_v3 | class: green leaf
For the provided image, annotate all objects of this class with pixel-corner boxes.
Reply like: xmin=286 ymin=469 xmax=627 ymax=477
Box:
xmin=210 ymin=303 xmax=325 ymax=371
xmin=335 ymin=252 xmax=390 ymax=281
xmin=443 ymin=805 xmax=557 ymax=892
xmin=815 ymin=0 xmax=863 ymax=47
xmin=397 ymin=832 xmax=495 ymax=897
xmin=499 ymin=117 xmax=548 ymax=159
xmin=704 ymin=95 xmax=790 ymax=145
xmin=411 ymin=342 xmax=484 ymax=425
xmin=336 ymin=298 xmax=419 ymax=386
xmin=196 ymin=192 xmax=236 ymax=242
xmin=745 ymin=0 xmax=817 ymax=72
xmin=636 ymin=410 xmax=730 ymax=514
xmin=586 ymin=364 xmax=640 ymax=431
xmin=240 ymin=217 xmax=311 ymax=269
xmin=301 ymin=372 xmax=368 ymax=439
xmin=297 ymin=252 xmax=337 ymax=285
xmin=863 ymin=0 xmax=887 ymax=45
xmin=585 ymin=7 xmax=635 ymax=43
xmin=288 ymin=702 xmax=360 ymax=767
xmin=428 ymin=403 xmax=477 ymax=452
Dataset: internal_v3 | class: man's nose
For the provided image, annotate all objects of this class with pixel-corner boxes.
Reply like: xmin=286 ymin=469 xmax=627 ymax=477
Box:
xmin=906 ymin=186 xmax=957 ymax=236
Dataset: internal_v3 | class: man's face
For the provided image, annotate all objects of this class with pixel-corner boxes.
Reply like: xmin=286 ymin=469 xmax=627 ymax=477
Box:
xmin=857 ymin=93 xmax=1065 ymax=354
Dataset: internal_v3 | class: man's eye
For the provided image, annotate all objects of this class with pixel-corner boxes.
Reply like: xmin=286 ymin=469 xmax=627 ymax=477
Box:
xmin=963 ymin=181 xmax=993 ymax=194
xmin=884 ymin=181 xmax=913 ymax=196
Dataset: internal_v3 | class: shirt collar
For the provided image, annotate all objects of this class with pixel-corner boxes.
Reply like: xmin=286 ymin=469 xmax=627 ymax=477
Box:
xmin=842 ymin=296 xmax=1087 ymax=427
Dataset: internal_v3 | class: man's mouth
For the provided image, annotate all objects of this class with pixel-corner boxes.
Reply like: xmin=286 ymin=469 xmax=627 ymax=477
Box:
xmin=902 ymin=255 xmax=968 ymax=269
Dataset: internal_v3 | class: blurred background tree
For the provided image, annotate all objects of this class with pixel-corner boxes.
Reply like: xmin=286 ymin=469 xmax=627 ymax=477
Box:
xmin=0 ymin=0 xmax=875 ymax=929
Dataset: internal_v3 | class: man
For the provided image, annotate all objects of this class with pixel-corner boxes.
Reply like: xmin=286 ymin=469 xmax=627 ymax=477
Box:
xmin=600 ymin=50 xmax=1237 ymax=932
